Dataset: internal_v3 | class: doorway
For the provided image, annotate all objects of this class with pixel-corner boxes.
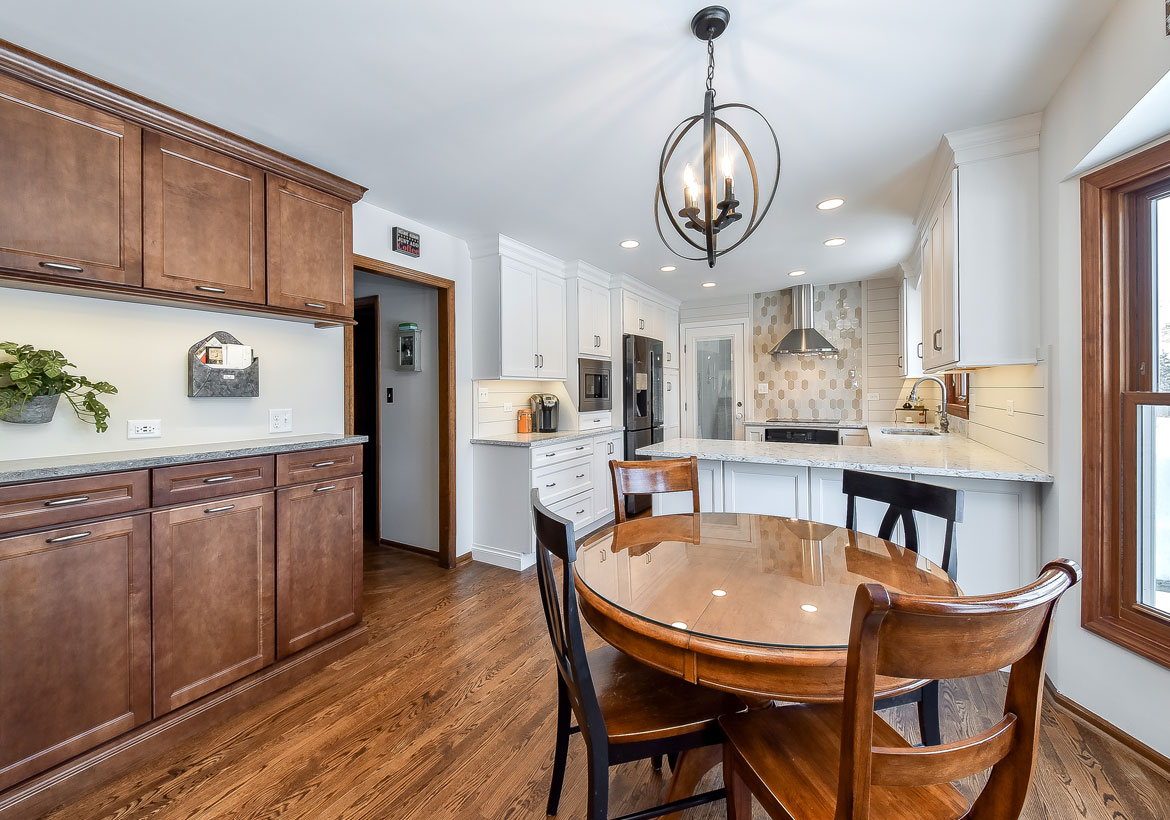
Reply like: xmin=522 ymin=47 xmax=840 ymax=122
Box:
xmin=681 ymin=320 xmax=749 ymax=441
xmin=346 ymin=255 xmax=458 ymax=569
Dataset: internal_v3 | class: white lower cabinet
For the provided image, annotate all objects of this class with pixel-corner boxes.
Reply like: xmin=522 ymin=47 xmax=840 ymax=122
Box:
xmin=653 ymin=459 xmax=724 ymax=515
xmin=593 ymin=431 xmax=623 ymax=520
xmin=723 ymin=462 xmax=809 ymax=519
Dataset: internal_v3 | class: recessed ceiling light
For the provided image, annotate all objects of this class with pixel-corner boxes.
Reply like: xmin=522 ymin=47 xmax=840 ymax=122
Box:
xmin=712 ymin=589 xmax=727 ymax=597
xmin=671 ymin=621 xmax=688 ymax=629
xmin=702 ymin=281 xmax=717 ymax=288
xmin=660 ymin=265 xmax=677 ymax=272
xmin=817 ymin=198 xmax=845 ymax=210
xmin=788 ymin=270 xmax=807 ymax=277
xmin=800 ymin=604 xmax=818 ymax=613
xmin=620 ymin=239 xmax=640 ymax=249
xmin=824 ymin=238 xmax=846 ymax=247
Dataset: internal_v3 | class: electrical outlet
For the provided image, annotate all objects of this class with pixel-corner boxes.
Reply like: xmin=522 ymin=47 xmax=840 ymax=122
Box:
xmin=867 ymin=392 xmax=880 ymax=401
xmin=502 ymin=401 xmax=513 ymax=413
xmin=757 ymin=383 xmax=768 ymax=395
xmin=1006 ymin=399 xmax=1015 ymax=417
xmin=268 ymin=408 xmax=293 ymax=434
xmin=127 ymin=419 xmax=161 ymax=439
xmin=478 ymin=388 xmax=490 ymax=403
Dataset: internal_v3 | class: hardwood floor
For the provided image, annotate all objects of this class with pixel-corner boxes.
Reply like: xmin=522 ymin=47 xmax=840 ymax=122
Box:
xmin=42 ymin=547 xmax=1170 ymax=820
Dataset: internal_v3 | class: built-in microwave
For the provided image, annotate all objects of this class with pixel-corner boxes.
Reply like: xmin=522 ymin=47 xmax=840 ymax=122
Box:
xmin=578 ymin=358 xmax=612 ymax=412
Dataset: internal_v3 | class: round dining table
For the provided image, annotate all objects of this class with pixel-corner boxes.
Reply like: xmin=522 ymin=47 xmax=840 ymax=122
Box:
xmin=575 ymin=511 xmax=961 ymax=703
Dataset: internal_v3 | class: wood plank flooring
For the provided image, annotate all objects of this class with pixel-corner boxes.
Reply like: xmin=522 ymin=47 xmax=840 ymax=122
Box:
xmin=42 ymin=547 xmax=1170 ymax=820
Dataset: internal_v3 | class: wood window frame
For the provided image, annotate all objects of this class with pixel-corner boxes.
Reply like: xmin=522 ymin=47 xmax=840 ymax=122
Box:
xmin=944 ymin=373 xmax=970 ymax=420
xmin=1081 ymin=139 xmax=1170 ymax=669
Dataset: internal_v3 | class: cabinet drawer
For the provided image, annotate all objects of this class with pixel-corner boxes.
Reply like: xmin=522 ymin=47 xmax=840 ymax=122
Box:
xmin=533 ymin=458 xmax=593 ymax=505
xmin=0 ymin=470 xmax=149 ymax=535
xmin=531 ymin=439 xmax=594 ymax=468
xmin=152 ymin=456 xmax=274 ymax=506
xmin=578 ymin=412 xmax=613 ymax=431
xmin=549 ymin=489 xmax=594 ymax=532
xmin=276 ymin=445 xmax=363 ymax=486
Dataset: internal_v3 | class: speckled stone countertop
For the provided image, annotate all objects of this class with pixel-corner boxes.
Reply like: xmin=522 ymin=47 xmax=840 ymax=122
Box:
xmin=471 ymin=427 xmax=624 ymax=448
xmin=0 ymin=434 xmax=368 ymax=486
xmin=637 ymin=425 xmax=1052 ymax=483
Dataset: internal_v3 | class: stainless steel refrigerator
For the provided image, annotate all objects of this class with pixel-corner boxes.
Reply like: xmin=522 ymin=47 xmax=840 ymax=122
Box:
xmin=622 ymin=334 xmax=664 ymax=517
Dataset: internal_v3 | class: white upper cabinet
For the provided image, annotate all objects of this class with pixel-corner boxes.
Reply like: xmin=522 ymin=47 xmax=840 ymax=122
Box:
xmin=471 ymin=236 xmax=567 ymax=380
xmin=900 ymin=262 xmax=925 ymax=378
xmin=915 ymin=113 xmax=1040 ymax=373
xmin=575 ymin=274 xmax=611 ymax=358
xmin=664 ymin=308 xmax=680 ymax=367
xmin=622 ymin=291 xmax=646 ymax=335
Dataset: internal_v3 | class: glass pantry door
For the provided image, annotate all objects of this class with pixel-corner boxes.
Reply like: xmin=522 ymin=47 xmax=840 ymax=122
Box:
xmin=683 ymin=323 xmax=746 ymax=441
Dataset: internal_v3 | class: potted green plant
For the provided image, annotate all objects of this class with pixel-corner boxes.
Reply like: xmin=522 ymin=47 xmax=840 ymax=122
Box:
xmin=0 ymin=342 xmax=118 ymax=432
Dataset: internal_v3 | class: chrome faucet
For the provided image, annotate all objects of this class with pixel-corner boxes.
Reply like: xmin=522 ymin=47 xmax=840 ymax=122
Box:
xmin=909 ymin=376 xmax=950 ymax=433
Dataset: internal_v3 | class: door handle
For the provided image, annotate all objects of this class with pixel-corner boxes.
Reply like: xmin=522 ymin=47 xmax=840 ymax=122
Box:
xmin=38 ymin=261 xmax=85 ymax=272
xmin=44 ymin=495 xmax=90 ymax=507
xmin=46 ymin=531 xmax=91 ymax=544
xmin=933 ymin=329 xmax=943 ymax=351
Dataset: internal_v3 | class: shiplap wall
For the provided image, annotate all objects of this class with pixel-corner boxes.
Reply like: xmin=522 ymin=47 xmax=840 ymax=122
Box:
xmin=473 ymin=379 xmax=578 ymax=437
xmin=968 ymin=363 xmax=1048 ymax=471
xmin=863 ymin=278 xmax=904 ymax=424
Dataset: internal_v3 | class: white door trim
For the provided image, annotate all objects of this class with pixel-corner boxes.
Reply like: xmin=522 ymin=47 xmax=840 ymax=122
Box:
xmin=680 ymin=318 xmax=751 ymax=440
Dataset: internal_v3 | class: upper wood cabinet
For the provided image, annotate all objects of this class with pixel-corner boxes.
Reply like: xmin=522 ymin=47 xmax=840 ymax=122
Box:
xmin=0 ymin=74 xmax=142 ymax=285
xmin=143 ymin=133 xmax=266 ymax=303
xmin=266 ymin=175 xmax=353 ymax=318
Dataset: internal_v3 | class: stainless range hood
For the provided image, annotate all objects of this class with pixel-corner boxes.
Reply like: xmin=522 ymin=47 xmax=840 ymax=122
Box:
xmin=768 ymin=284 xmax=839 ymax=356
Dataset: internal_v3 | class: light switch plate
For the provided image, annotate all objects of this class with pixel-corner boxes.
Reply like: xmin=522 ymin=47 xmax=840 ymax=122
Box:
xmin=757 ymin=383 xmax=768 ymax=395
xmin=867 ymin=392 xmax=880 ymax=401
xmin=1006 ymin=399 xmax=1015 ymax=417
xmin=478 ymin=388 xmax=490 ymax=403
xmin=268 ymin=408 xmax=293 ymax=434
xmin=127 ymin=419 xmax=161 ymax=439
xmin=502 ymin=401 xmax=513 ymax=413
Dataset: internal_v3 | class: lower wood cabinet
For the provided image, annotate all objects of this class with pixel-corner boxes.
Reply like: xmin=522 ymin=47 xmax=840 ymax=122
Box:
xmin=151 ymin=491 xmax=275 ymax=716
xmin=0 ymin=515 xmax=151 ymax=790
xmin=276 ymin=476 xmax=363 ymax=658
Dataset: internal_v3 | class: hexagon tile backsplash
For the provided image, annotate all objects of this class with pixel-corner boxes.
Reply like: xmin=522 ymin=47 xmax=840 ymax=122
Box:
xmin=753 ymin=283 xmax=863 ymax=421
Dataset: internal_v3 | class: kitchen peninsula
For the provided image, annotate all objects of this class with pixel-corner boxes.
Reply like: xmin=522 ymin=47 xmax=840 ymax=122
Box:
xmin=639 ymin=426 xmax=1051 ymax=596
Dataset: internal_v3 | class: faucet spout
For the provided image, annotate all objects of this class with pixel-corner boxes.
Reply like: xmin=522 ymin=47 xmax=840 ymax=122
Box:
xmin=909 ymin=376 xmax=950 ymax=433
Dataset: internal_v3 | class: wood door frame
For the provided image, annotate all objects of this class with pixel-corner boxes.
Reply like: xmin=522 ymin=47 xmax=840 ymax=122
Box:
xmin=346 ymin=254 xmax=457 ymax=570
xmin=352 ymin=295 xmax=381 ymax=541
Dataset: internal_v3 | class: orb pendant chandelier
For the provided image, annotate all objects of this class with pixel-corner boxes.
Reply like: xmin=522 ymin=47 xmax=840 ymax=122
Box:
xmin=655 ymin=6 xmax=781 ymax=268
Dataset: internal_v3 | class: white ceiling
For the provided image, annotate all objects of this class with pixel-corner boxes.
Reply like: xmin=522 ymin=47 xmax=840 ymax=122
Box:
xmin=0 ymin=0 xmax=1114 ymax=300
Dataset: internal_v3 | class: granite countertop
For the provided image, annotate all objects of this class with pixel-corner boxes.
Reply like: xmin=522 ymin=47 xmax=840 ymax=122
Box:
xmin=471 ymin=427 xmax=624 ymax=448
xmin=0 ymin=434 xmax=368 ymax=486
xmin=637 ymin=424 xmax=1052 ymax=483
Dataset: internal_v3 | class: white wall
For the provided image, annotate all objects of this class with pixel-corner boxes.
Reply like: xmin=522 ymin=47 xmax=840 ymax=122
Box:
xmin=1039 ymin=0 xmax=1170 ymax=754
xmin=351 ymin=201 xmax=474 ymax=559
xmin=0 ymin=289 xmax=343 ymax=460
xmin=353 ymin=271 xmax=439 ymax=552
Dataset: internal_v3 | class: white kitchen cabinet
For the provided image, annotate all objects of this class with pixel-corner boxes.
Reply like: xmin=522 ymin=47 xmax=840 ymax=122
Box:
xmin=808 ymin=467 xmax=902 ymax=538
xmin=622 ymin=291 xmax=646 ymax=335
xmin=722 ymin=462 xmax=809 ymax=519
xmin=499 ymin=258 xmax=539 ymax=378
xmin=592 ymin=431 xmax=623 ymax=520
xmin=664 ymin=308 xmax=680 ymax=367
xmin=576 ymin=276 xmax=611 ymax=357
xmin=649 ymin=302 xmax=669 ymax=345
xmin=900 ymin=270 xmax=925 ymax=378
xmin=745 ymin=427 xmax=764 ymax=442
xmin=663 ymin=368 xmax=680 ymax=434
xmin=916 ymin=114 xmax=1040 ymax=373
xmin=652 ymin=459 xmax=723 ymax=515
xmin=536 ymin=271 xmax=567 ymax=378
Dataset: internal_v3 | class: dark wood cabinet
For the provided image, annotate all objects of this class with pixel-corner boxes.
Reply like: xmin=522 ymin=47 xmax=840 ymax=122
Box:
xmin=152 ymin=456 xmax=274 ymax=507
xmin=143 ymin=132 xmax=266 ymax=303
xmin=0 ymin=470 xmax=149 ymax=536
xmin=151 ymin=491 xmax=275 ymax=716
xmin=0 ymin=515 xmax=151 ymax=790
xmin=275 ymin=444 xmax=362 ymax=487
xmin=0 ymin=73 xmax=142 ymax=286
xmin=276 ymin=475 xmax=363 ymax=658
xmin=266 ymin=175 xmax=353 ymax=318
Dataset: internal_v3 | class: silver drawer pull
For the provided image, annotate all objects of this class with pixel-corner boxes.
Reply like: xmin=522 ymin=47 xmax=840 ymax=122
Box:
xmin=204 ymin=504 xmax=235 ymax=514
xmin=314 ymin=484 xmax=336 ymax=492
xmin=305 ymin=302 xmax=327 ymax=309
xmin=39 ymin=261 xmax=84 ymax=272
xmin=196 ymin=285 xmax=226 ymax=293
xmin=312 ymin=461 xmax=335 ymax=468
xmin=545 ymin=482 xmax=557 ymax=488
xmin=203 ymin=475 xmax=235 ymax=484
xmin=44 ymin=495 xmax=90 ymax=507
xmin=46 ymin=531 xmax=91 ymax=544
xmin=575 ymin=474 xmax=585 ymax=479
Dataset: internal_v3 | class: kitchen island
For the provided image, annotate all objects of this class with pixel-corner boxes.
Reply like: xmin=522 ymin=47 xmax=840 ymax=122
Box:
xmin=637 ymin=425 xmax=1051 ymax=596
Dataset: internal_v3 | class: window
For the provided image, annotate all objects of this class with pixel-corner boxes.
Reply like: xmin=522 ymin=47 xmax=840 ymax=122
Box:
xmin=1082 ymin=140 xmax=1170 ymax=668
xmin=944 ymin=373 xmax=969 ymax=420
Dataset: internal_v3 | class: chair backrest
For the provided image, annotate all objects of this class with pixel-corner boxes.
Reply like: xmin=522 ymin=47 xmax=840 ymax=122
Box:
xmin=610 ymin=457 xmax=700 ymax=523
xmin=842 ymin=470 xmax=964 ymax=579
xmin=835 ymin=559 xmax=1081 ymax=820
xmin=530 ymin=489 xmax=608 ymax=748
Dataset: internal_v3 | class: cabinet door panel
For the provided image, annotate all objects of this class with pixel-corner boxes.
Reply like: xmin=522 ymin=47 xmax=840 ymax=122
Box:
xmin=0 ymin=74 xmax=142 ymax=285
xmin=537 ymin=271 xmax=566 ymax=379
xmin=723 ymin=462 xmax=809 ymax=519
xmin=276 ymin=476 xmax=362 ymax=658
xmin=0 ymin=515 xmax=150 ymax=790
xmin=663 ymin=368 xmax=680 ymax=432
xmin=622 ymin=292 xmax=642 ymax=335
xmin=500 ymin=259 xmax=538 ymax=377
xmin=152 ymin=492 xmax=274 ymax=715
xmin=144 ymin=133 xmax=266 ymax=303
xmin=936 ymin=186 xmax=958 ymax=366
xmin=578 ymin=279 xmax=597 ymax=355
xmin=594 ymin=284 xmax=612 ymax=357
xmin=266 ymin=175 xmax=352 ymax=317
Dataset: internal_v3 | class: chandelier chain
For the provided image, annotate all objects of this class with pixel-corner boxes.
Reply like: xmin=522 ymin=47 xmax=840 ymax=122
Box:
xmin=706 ymin=38 xmax=715 ymax=97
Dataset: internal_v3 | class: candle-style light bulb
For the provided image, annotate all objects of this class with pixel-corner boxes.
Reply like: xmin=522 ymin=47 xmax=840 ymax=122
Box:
xmin=721 ymin=136 xmax=735 ymax=203
xmin=683 ymin=163 xmax=699 ymax=211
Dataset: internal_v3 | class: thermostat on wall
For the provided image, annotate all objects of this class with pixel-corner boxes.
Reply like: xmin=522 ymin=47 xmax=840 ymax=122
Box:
xmin=393 ymin=227 xmax=420 ymax=257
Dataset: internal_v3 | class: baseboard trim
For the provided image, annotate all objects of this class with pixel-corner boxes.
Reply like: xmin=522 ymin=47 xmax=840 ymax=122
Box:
xmin=0 ymin=625 xmax=368 ymax=820
xmin=1044 ymin=677 xmax=1170 ymax=782
xmin=379 ymin=538 xmax=439 ymax=560
xmin=471 ymin=543 xmax=536 ymax=571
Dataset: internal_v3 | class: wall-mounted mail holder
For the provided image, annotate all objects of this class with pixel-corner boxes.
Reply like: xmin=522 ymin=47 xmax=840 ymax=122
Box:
xmin=188 ymin=331 xmax=260 ymax=398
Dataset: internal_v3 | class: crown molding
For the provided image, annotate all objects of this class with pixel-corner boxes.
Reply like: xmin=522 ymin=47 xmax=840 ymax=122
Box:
xmin=945 ymin=112 xmax=1043 ymax=164
xmin=466 ymin=234 xmax=566 ymax=273
xmin=609 ymin=272 xmax=682 ymax=309
xmin=564 ymin=259 xmax=612 ymax=287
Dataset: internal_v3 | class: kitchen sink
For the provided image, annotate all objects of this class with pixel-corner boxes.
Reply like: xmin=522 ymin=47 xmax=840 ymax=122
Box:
xmin=881 ymin=427 xmax=941 ymax=436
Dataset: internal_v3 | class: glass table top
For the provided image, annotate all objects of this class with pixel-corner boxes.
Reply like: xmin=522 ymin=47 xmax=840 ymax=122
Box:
xmin=576 ymin=513 xmax=958 ymax=651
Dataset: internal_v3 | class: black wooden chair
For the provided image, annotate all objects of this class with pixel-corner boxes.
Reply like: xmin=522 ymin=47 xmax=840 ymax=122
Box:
xmin=531 ymin=489 xmax=744 ymax=819
xmin=841 ymin=469 xmax=964 ymax=747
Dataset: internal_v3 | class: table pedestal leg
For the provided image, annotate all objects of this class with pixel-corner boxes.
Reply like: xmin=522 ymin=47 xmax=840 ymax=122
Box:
xmin=662 ymin=744 xmax=722 ymax=820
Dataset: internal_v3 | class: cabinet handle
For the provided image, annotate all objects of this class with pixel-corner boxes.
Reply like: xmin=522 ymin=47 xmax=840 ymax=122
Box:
xmin=667 ymin=382 xmax=672 ymax=391
xmin=640 ymin=319 xmax=645 ymax=330
xmin=545 ymin=453 xmax=556 ymax=457
xmin=38 ymin=261 xmax=84 ymax=273
xmin=46 ymin=531 xmax=91 ymax=544
xmin=44 ymin=495 xmax=90 ymax=507
xmin=933 ymin=329 xmax=943 ymax=351
xmin=204 ymin=504 xmax=236 ymax=514
xmin=305 ymin=302 xmax=327 ymax=310
xmin=539 ymin=354 xmax=544 ymax=367
xmin=575 ymin=473 xmax=585 ymax=479
xmin=917 ymin=342 xmax=923 ymax=359
xmin=314 ymin=484 xmax=337 ymax=493
xmin=576 ymin=508 xmax=585 ymax=515
xmin=667 ymin=352 xmax=671 ymax=362
xmin=593 ymin=417 xmax=601 ymax=422
xmin=203 ymin=475 xmax=235 ymax=484
xmin=313 ymin=461 xmax=335 ymax=468
xmin=575 ymin=445 xmax=587 ymax=450
xmin=196 ymin=285 xmax=226 ymax=294
xmin=898 ymin=355 xmax=903 ymax=368
xmin=545 ymin=482 xmax=557 ymax=487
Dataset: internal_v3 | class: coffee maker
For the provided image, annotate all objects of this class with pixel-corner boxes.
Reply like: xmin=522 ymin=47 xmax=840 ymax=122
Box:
xmin=529 ymin=394 xmax=559 ymax=432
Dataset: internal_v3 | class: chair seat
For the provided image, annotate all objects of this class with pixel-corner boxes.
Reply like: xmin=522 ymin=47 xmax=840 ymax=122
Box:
xmin=589 ymin=644 xmax=745 ymax=743
xmin=720 ymin=704 xmax=970 ymax=820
